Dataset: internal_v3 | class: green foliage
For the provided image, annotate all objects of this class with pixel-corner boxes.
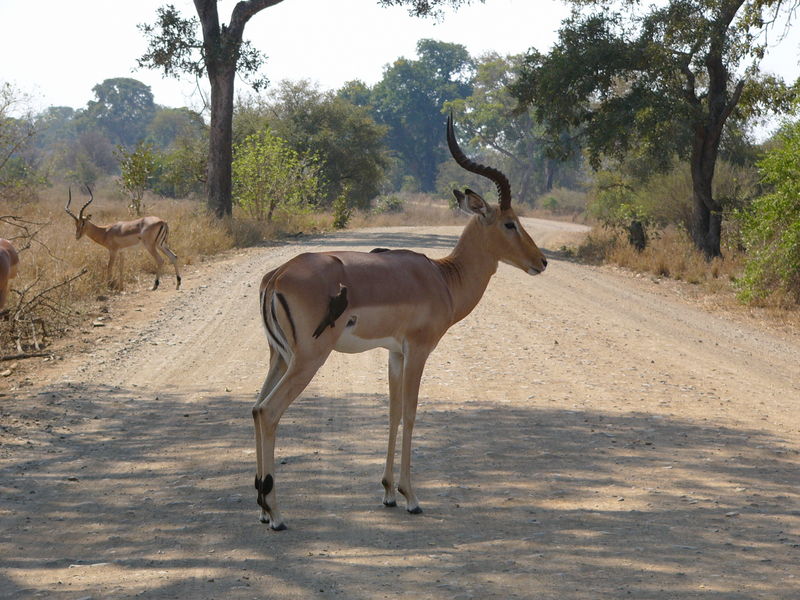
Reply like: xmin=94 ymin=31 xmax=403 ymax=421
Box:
xmin=115 ymin=141 xmax=160 ymax=215
xmin=589 ymin=160 xmax=758 ymax=233
xmin=0 ymin=82 xmax=40 ymax=199
xmin=237 ymin=81 xmax=388 ymax=209
xmin=151 ymin=130 xmax=207 ymax=198
xmin=445 ymin=52 xmax=584 ymax=204
xmin=537 ymin=188 xmax=588 ymax=215
xmin=146 ymin=107 xmax=205 ymax=149
xmin=137 ymin=4 xmax=268 ymax=91
xmin=371 ymin=39 xmax=474 ymax=191
xmin=737 ymin=121 xmax=800 ymax=303
xmin=232 ymin=129 xmax=321 ymax=222
xmin=373 ymin=194 xmax=405 ymax=214
xmin=84 ymin=78 xmax=156 ymax=147
xmin=332 ymin=187 xmax=352 ymax=229
xmin=511 ymin=1 xmax=798 ymax=257
xmin=588 ymin=171 xmax=643 ymax=229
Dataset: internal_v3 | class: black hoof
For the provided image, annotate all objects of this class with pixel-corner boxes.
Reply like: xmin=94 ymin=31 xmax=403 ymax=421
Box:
xmin=383 ymin=499 xmax=397 ymax=507
xmin=270 ymin=522 xmax=288 ymax=531
xmin=407 ymin=506 xmax=423 ymax=515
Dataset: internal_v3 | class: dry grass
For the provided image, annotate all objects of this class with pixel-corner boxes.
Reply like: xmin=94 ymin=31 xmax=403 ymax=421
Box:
xmin=349 ymin=193 xmax=463 ymax=228
xmin=571 ymin=225 xmax=800 ymax=330
xmin=574 ymin=226 xmax=742 ymax=287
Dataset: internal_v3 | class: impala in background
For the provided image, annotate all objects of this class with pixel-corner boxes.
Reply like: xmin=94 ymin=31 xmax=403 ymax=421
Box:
xmin=65 ymin=187 xmax=181 ymax=291
xmin=0 ymin=238 xmax=19 ymax=313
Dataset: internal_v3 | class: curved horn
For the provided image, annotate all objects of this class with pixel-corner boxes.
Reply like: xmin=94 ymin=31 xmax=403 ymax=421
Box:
xmin=65 ymin=187 xmax=78 ymax=220
xmin=447 ymin=112 xmax=512 ymax=210
xmin=79 ymin=185 xmax=94 ymax=219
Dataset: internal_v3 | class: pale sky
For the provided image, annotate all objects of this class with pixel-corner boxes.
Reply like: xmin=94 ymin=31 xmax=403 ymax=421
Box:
xmin=1 ymin=0 xmax=798 ymax=125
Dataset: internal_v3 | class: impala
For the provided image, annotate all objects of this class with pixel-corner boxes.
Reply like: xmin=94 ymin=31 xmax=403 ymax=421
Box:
xmin=0 ymin=238 xmax=19 ymax=312
xmin=252 ymin=115 xmax=547 ymax=530
xmin=65 ymin=188 xmax=181 ymax=290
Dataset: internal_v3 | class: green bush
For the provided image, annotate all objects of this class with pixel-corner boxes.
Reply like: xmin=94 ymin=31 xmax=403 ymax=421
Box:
xmin=115 ymin=141 xmax=159 ymax=215
xmin=332 ymin=187 xmax=352 ymax=229
xmin=373 ymin=194 xmax=405 ymax=214
xmin=736 ymin=122 xmax=800 ymax=304
xmin=232 ymin=128 xmax=321 ymax=222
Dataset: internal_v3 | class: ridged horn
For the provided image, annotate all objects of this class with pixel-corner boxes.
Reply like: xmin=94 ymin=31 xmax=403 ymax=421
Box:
xmin=79 ymin=185 xmax=94 ymax=219
xmin=446 ymin=112 xmax=512 ymax=210
xmin=65 ymin=187 xmax=77 ymax=220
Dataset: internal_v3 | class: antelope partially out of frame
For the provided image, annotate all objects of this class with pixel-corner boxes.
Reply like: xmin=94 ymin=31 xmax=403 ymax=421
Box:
xmin=65 ymin=188 xmax=181 ymax=291
xmin=0 ymin=238 xmax=19 ymax=312
xmin=252 ymin=115 xmax=547 ymax=530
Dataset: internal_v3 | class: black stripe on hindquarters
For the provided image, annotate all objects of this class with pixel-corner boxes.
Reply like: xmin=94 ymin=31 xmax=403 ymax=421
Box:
xmin=312 ymin=285 xmax=348 ymax=339
xmin=275 ymin=292 xmax=296 ymax=342
xmin=370 ymin=247 xmax=391 ymax=253
xmin=264 ymin=295 xmax=287 ymax=354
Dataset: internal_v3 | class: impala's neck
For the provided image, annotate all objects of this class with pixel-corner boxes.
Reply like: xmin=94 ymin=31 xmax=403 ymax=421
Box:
xmin=81 ymin=220 xmax=111 ymax=246
xmin=434 ymin=216 xmax=499 ymax=325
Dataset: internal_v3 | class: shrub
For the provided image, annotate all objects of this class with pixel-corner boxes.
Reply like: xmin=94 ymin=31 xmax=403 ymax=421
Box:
xmin=332 ymin=187 xmax=352 ymax=229
xmin=232 ymin=128 xmax=321 ymax=222
xmin=736 ymin=121 xmax=800 ymax=304
xmin=373 ymin=194 xmax=405 ymax=214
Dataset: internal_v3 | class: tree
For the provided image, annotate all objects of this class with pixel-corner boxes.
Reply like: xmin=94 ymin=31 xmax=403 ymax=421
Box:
xmin=512 ymin=0 xmax=797 ymax=258
xmin=371 ymin=39 xmax=474 ymax=191
xmin=83 ymin=78 xmax=157 ymax=147
xmin=146 ymin=107 xmax=206 ymax=149
xmin=139 ymin=1 xmax=472 ymax=218
xmin=267 ymin=81 xmax=388 ymax=209
xmin=0 ymin=82 xmax=40 ymax=199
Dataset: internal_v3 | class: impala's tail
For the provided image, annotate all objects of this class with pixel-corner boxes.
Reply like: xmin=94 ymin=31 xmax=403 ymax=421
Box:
xmin=260 ymin=269 xmax=295 ymax=363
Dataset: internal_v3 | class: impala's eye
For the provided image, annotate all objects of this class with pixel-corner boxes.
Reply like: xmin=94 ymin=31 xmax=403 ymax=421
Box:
xmin=504 ymin=222 xmax=517 ymax=231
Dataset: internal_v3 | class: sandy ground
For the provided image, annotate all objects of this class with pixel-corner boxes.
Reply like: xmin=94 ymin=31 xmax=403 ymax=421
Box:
xmin=1 ymin=218 xmax=799 ymax=599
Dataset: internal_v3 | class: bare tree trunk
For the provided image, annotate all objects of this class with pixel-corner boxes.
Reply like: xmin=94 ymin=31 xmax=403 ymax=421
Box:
xmin=690 ymin=132 xmax=723 ymax=259
xmin=194 ymin=0 xmax=285 ymax=218
xmin=207 ymin=66 xmax=236 ymax=218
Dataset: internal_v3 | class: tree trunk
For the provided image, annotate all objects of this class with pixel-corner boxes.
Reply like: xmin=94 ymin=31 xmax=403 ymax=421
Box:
xmin=689 ymin=131 xmax=723 ymax=259
xmin=207 ymin=66 xmax=236 ymax=218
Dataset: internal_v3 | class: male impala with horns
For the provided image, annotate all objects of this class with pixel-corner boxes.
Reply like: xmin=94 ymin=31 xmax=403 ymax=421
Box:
xmin=250 ymin=114 xmax=547 ymax=530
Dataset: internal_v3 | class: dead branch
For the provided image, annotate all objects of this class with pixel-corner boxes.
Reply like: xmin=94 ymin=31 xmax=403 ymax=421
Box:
xmin=0 ymin=351 xmax=50 ymax=361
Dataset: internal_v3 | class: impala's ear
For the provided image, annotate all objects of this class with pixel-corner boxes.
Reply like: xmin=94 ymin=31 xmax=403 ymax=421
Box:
xmin=462 ymin=188 xmax=491 ymax=217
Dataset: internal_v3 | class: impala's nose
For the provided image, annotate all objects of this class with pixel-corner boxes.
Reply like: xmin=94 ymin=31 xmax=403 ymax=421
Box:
xmin=541 ymin=257 xmax=548 ymax=270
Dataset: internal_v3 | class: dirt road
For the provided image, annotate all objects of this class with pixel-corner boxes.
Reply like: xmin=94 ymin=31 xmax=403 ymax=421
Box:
xmin=1 ymin=220 xmax=799 ymax=599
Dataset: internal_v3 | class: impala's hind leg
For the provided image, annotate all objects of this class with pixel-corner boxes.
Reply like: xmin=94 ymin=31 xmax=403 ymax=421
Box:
xmin=253 ymin=352 xmax=330 ymax=530
xmin=158 ymin=223 xmax=181 ymax=289
xmin=145 ymin=243 xmax=164 ymax=290
xmin=253 ymin=348 xmax=287 ymax=522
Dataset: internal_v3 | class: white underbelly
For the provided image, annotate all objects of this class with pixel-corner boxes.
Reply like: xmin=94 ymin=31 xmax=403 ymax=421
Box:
xmin=333 ymin=329 xmax=402 ymax=354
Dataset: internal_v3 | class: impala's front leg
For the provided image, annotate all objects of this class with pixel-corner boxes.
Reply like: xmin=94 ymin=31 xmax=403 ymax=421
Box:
xmin=106 ymin=250 xmax=118 ymax=288
xmin=381 ymin=351 xmax=403 ymax=507
xmin=397 ymin=346 xmax=429 ymax=514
